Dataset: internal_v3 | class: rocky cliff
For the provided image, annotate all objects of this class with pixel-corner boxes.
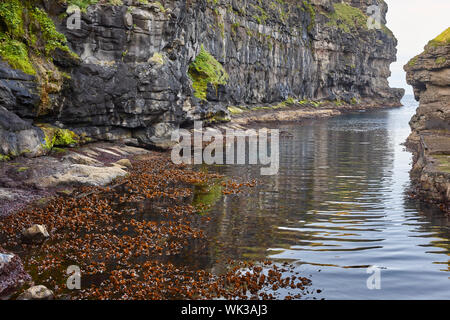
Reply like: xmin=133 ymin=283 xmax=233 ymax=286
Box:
xmin=0 ymin=0 xmax=403 ymax=157
xmin=404 ymin=27 xmax=450 ymax=212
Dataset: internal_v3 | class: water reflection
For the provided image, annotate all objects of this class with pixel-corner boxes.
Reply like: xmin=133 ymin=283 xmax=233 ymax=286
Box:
xmin=201 ymin=96 xmax=450 ymax=299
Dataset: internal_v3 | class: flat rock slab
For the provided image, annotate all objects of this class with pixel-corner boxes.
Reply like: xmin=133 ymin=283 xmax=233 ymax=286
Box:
xmin=38 ymin=163 xmax=128 ymax=188
xmin=0 ymin=188 xmax=25 ymax=201
xmin=0 ymin=142 xmax=153 ymax=216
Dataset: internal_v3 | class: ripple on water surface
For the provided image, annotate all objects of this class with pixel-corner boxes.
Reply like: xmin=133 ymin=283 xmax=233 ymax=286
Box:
xmin=202 ymin=97 xmax=450 ymax=299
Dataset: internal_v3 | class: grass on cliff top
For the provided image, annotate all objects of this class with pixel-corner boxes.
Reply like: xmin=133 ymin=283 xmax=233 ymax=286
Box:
xmin=407 ymin=55 xmax=419 ymax=68
xmin=326 ymin=3 xmax=368 ymax=33
xmin=325 ymin=2 xmax=393 ymax=37
xmin=428 ymin=27 xmax=450 ymax=47
xmin=408 ymin=27 xmax=450 ymax=66
xmin=188 ymin=45 xmax=229 ymax=101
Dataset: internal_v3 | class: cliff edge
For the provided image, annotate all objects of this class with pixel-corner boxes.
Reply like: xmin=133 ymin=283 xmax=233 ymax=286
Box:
xmin=404 ymin=27 xmax=450 ymax=212
xmin=0 ymin=0 xmax=404 ymax=158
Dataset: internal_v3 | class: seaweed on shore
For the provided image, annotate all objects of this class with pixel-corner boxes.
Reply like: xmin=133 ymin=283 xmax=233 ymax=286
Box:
xmin=0 ymin=153 xmax=311 ymax=300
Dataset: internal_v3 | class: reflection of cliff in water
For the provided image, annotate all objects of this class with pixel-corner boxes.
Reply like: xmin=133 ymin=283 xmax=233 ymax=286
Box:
xmin=201 ymin=112 xmax=396 ymax=268
xmin=195 ymin=104 xmax=448 ymax=298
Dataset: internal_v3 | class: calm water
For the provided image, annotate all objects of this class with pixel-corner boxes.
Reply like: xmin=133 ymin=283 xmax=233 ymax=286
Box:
xmin=200 ymin=96 xmax=450 ymax=299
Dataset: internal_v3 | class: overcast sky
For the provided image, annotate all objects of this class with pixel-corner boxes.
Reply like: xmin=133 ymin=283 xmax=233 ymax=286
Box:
xmin=385 ymin=0 xmax=450 ymax=94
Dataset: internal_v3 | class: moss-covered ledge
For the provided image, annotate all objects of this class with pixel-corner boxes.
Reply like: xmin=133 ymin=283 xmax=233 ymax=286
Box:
xmin=188 ymin=45 xmax=229 ymax=101
xmin=0 ymin=0 xmax=80 ymax=115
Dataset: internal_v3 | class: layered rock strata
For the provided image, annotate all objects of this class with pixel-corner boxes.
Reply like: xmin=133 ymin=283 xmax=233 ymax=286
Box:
xmin=405 ymin=27 xmax=450 ymax=212
xmin=0 ymin=0 xmax=403 ymax=155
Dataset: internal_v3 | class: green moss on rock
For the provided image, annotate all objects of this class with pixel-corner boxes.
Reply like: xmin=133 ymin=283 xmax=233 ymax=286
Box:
xmin=0 ymin=0 xmax=76 ymax=75
xmin=227 ymin=106 xmax=245 ymax=114
xmin=303 ymin=0 xmax=316 ymax=32
xmin=149 ymin=52 xmax=165 ymax=65
xmin=38 ymin=124 xmax=79 ymax=151
xmin=0 ymin=154 xmax=11 ymax=162
xmin=29 ymin=7 xmax=71 ymax=55
xmin=0 ymin=0 xmax=34 ymax=74
xmin=326 ymin=3 xmax=367 ymax=33
xmin=435 ymin=57 xmax=446 ymax=65
xmin=0 ymin=34 xmax=35 ymax=74
xmin=188 ymin=45 xmax=229 ymax=101
xmin=0 ymin=0 xmax=24 ymax=37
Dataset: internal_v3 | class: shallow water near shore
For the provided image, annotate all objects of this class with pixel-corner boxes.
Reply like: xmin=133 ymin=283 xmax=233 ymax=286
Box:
xmin=199 ymin=95 xmax=450 ymax=299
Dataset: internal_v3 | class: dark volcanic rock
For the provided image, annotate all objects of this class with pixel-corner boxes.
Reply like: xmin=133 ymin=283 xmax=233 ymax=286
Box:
xmin=0 ymin=248 xmax=31 ymax=298
xmin=0 ymin=106 xmax=47 ymax=158
xmin=0 ymin=61 xmax=40 ymax=118
xmin=0 ymin=60 xmax=47 ymax=158
xmin=1 ymin=0 xmax=404 ymax=153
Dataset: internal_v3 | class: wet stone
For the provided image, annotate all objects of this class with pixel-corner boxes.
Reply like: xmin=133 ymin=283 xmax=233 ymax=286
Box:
xmin=17 ymin=285 xmax=54 ymax=300
xmin=22 ymin=224 xmax=50 ymax=244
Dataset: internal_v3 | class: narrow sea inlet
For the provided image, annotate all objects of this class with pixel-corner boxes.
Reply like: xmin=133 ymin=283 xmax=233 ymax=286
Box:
xmin=197 ymin=95 xmax=449 ymax=299
xmin=0 ymin=0 xmax=448 ymax=304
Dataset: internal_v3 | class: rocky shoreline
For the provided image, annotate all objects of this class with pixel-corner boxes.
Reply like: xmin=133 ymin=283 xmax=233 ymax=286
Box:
xmin=404 ymin=28 xmax=450 ymax=213
xmin=0 ymin=97 xmax=403 ymax=299
xmin=0 ymin=142 xmax=151 ymax=217
xmin=0 ymin=98 xmax=401 ymax=216
xmin=226 ymin=99 xmax=402 ymax=125
xmin=0 ymin=148 xmax=316 ymax=300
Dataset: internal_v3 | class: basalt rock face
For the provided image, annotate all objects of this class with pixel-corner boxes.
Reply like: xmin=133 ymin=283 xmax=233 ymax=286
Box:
xmin=0 ymin=62 xmax=47 ymax=158
xmin=404 ymin=29 xmax=450 ymax=212
xmin=0 ymin=0 xmax=403 ymax=153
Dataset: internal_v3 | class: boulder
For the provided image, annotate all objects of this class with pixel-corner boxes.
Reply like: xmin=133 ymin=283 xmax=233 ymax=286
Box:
xmin=17 ymin=285 xmax=54 ymax=300
xmin=22 ymin=224 xmax=50 ymax=244
xmin=0 ymin=188 xmax=24 ymax=201
xmin=115 ymin=159 xmax=133 ymax=169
